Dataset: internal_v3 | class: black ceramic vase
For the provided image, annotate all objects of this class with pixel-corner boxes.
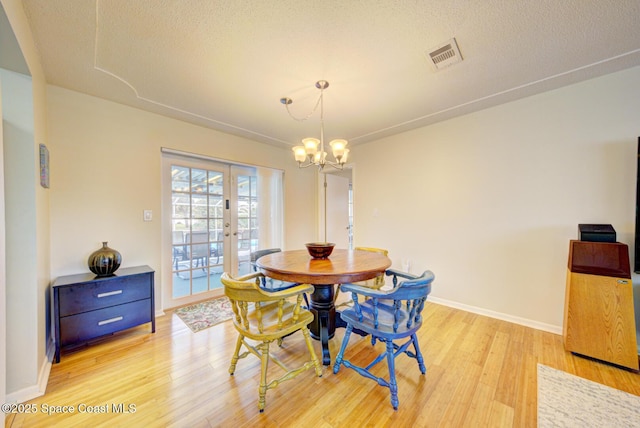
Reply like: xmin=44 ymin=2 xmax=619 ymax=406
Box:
xmin=88 ymin=241 xmax=122 ymax=277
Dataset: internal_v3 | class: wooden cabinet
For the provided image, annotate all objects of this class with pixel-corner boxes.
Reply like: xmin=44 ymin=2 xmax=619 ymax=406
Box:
xmin=52 ymin=265 xmax=155 ymax=363
xmin=563 ymin=240 xmax=638 ymax=370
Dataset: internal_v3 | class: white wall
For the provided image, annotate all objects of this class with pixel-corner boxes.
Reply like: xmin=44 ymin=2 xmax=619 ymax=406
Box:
xmin=0 ymin=72 xmax=5 ymax=407
xmin=47 ymin=86 xmax=317 ymax=307
xmin=1 ymin=67 xmax=38 ymax=395
xmin=352 ymin=66 xmax=640 ymax=332
xmin=1 ymin=0 xmax=50 ymax=403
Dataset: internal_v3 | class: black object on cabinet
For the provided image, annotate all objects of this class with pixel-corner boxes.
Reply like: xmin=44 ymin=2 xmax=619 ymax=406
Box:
xmin=578 ymin=224 xmax=616 ymax=243
xmin=52 ymin=265 xmax=155 ymax=363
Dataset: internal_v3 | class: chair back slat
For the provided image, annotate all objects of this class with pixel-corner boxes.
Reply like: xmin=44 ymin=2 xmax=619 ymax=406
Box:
xmin=352 ymin=294 xmax=364 ymax=322
xmin=392 ymin=275 xmax=399 ymax=287
xmin=292 ymin=294 xmax=302 ymax=321
xmin=256 ymin=302 xmax=264 ymax=333
xmin=276 ymin=300 xmax=284 ymax=329
xmin=394 ymin=300 xmax=402 ymax=331
xmin=372 ymin=298 xmax=380 ymax=329
xmin=415 ymin=297 xmax=426 ymax=324
xmin=236 ymin=301 xmax=250 ymax=331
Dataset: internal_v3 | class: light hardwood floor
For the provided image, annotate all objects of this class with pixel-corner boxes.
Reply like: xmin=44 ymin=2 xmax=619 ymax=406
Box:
xmin=6 ymin=300 xmax=640 ymax=427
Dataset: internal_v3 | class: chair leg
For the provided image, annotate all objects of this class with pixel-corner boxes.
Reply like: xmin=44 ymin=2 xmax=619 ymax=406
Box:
xmin=333 ymin=284 xmax=342 ymax=304
xmin=333 ymin=325 xmax=353 ymax=374
xmin=301 ymin=326 xmax=323 ymax=377
xmin=386 ymin=340 xmax=399 ymax=410
xmin=303 ymin=293 xmax=310 ymax=309
xmin=412 ymin=333 xmax=426 ymax=374
xmin=258 ymin=341 xmax=270 ymax=412
xmin=333 ymin=284 xmax=353 ymax=308
xmin=229 ymin=334 xmax=244 ymax=375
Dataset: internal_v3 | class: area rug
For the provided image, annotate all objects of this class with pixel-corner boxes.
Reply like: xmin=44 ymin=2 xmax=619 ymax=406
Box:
xmin=174 ymin=297 xmax=233 ymax=333
xmin=537 ymin=363 xmax=640 ymax=427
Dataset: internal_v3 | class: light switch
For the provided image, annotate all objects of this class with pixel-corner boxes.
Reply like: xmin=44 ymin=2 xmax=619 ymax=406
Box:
xmin=143 ymin=210 xmax=153 ymax=221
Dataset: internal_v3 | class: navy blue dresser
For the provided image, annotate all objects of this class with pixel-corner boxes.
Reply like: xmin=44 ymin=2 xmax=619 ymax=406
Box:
xmin=52 ymin=265 xmax=155 ymax=363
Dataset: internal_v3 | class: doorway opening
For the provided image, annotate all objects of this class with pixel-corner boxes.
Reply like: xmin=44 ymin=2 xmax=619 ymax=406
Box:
xmin=320 ymin=167 xmax=353 ymax=249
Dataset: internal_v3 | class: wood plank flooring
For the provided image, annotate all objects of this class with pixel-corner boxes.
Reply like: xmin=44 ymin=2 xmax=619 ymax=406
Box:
xmin=6 ymin=301 xmax=640 ymax=427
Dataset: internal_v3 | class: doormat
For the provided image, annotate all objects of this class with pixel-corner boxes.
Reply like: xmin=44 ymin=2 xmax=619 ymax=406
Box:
xmin=174 ymin=297 xmax=233 ymax=333
xmin=537 ymin=363 xmax=640 ymax=427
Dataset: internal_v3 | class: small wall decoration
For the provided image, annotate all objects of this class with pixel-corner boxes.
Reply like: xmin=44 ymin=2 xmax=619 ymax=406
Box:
xmin=39 ymin=144 xmax=49 ymax=188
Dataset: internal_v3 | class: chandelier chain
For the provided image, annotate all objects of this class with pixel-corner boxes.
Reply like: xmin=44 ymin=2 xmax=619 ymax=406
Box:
xmin=283 ymin=92 xmax=323 ymax=122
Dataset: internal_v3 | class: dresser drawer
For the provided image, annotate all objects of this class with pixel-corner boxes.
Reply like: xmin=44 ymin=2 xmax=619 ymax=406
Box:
xmin=60 ymin=299 xmax=152 ymax=346
xmin=58 ymin=274 xmax=151 ymax=316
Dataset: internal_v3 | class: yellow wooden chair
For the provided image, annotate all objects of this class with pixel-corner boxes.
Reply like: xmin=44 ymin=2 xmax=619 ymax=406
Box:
xmin=335 ymin=247 xmax=389 ymax=307
xmin=221 ymin=272 xmax=323 ymax=412
xmin=353 ymin=247 xmax=389 ymax=289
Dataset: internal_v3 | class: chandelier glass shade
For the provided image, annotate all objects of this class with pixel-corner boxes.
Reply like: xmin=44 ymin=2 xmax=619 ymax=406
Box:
xmin=281 ymin=80 xmax=349 ymax=170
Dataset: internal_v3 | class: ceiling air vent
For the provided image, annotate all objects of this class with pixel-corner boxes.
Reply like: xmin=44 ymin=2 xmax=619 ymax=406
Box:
xmin=426 ymin=38 xmax=462 ymax=71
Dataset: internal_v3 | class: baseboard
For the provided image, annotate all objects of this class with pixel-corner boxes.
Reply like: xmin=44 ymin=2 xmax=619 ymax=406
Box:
xmin=428 ymin=296 xmax=563 ymax=335
xmin=5 ymin=338 xmax=54 ymax=404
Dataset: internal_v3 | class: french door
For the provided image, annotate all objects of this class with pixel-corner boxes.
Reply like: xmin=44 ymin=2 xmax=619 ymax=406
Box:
xmin=162 ymin=154 xmax=259 ymax=308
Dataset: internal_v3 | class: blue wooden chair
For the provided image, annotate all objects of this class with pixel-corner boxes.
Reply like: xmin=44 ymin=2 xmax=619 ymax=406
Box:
xmin=251 ymin=248 xmax=309 ymax=307
xmin=251 ymin=248 xmax=298 ymax=290
xmin=333 ymin=269 xmax=435 ymax=410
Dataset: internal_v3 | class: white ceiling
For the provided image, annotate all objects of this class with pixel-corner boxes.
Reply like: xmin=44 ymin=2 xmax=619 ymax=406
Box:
xmin=19 ymin=0 xmax=640 ymax=149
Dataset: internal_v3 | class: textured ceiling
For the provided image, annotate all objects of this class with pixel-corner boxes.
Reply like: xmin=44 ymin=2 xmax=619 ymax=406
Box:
xmin=19 ymin=0 xmax=640 ymax=149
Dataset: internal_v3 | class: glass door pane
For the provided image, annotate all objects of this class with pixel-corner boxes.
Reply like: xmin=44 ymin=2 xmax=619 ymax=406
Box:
xmin=171 ymin=165 xmax=227 ymax=300
xmin=232 ymin=166 xmax=258 ymax=277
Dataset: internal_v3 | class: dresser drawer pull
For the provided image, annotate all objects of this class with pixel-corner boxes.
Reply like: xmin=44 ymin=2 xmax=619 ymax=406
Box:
xmin=97 ymin=290 xmax=123 ymax=298
xmin=98 ymin=316 xmax=124 ymax=326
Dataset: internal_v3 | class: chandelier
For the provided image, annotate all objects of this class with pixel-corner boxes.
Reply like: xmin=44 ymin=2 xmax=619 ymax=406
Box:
xmin=280 ymin=80 xmax=349 ymax=170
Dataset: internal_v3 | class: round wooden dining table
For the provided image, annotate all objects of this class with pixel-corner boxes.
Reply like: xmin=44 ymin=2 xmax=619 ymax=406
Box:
xmin=256 ymin=249 xmax=391 ymax=365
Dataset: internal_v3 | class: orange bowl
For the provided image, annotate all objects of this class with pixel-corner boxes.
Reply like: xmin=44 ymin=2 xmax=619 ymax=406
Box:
xmin=305 ymin=242 xmax=335 ymax=259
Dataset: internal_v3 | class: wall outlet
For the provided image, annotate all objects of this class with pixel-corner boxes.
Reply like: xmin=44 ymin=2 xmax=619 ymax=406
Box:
xmin=143 ymin=210 xmax=152 ymax=221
